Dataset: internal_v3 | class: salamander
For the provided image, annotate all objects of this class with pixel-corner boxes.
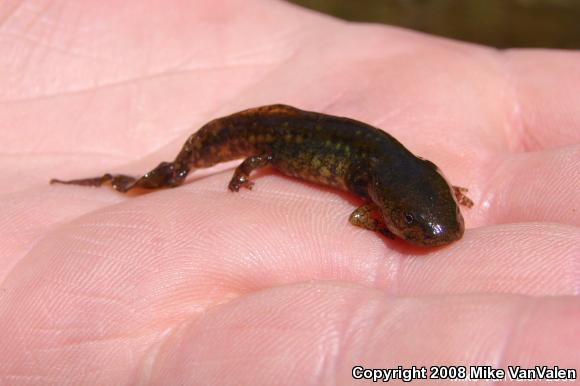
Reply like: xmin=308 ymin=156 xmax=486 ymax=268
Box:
xmin=50 ymin=104 xmax=473 ymax=247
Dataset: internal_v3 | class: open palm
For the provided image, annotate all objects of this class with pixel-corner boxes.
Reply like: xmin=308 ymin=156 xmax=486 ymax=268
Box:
xmin=1 ymin=1 xmax=579 ymax=384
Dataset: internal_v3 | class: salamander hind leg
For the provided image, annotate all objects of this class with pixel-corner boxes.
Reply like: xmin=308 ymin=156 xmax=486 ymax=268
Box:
xmin=453 ymin=186 xmax=474 ymax=208
xmin=50 ymin=161 xmax=190 ymax=193
xmin=228 ymin=154 xmax=273 ymax=192
xmin=349 ymin=203 xmax=395 ymax=239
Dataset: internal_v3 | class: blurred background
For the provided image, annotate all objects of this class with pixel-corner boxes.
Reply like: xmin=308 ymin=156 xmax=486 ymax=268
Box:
xmin=287 ymin=0 xmax=580 ymax=49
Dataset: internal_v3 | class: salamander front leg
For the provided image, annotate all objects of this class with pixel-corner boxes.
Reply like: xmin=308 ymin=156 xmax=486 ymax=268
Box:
xmin=453 ymin=186 xmax=474 ymax=208
xmin=228 ymin=154 xmax=273 ymax=192
xmin=50 ymin=161 xmax=190 ymax=193
xmin=349 ymin=203 xmax=395 ymax=238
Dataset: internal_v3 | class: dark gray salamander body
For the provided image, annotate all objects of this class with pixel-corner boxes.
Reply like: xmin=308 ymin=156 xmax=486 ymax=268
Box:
xmin=51 ymin=104 xmax=473 ymax=247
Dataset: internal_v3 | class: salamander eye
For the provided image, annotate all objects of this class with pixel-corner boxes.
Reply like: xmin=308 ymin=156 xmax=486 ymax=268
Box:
xmin=404 ymin=212 xmax=414 ymax=224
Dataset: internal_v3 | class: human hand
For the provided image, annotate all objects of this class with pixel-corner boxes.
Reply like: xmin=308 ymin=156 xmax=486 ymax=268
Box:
xmin=1 ymin=1 xmax=578 ymax=384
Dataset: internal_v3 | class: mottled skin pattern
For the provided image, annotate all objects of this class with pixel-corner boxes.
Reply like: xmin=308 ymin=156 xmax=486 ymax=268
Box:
xmin=51 ymin=104 xmax=473 ymax=247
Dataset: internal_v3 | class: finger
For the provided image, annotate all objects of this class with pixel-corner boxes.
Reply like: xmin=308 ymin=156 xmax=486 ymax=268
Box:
xmin=1 ymin=188 xmax=576 ymax=383
xmin=481 ymin=145 xmax=580 ymax=227
xmin=394 ymin=223 xmax=579 ymax=296
xmin=8 ymin=172 xmax=578 ymax=299
xmin=0 ymin=185 xmax=123 ymax=281
xmin=148 ymin=284 xmax=580 ymax=385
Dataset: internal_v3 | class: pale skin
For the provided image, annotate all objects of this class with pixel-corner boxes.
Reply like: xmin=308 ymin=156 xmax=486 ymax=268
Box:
xmin=0 ymin=0 xmax=579 ymax=385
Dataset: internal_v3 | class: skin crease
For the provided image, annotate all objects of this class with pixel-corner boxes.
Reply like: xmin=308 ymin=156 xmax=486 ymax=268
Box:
xmin=0 ymin=0 xmax=579 ymax=384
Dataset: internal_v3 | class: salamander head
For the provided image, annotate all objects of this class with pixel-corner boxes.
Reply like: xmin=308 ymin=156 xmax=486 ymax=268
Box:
xmin=369 ymin=161 xmax=464 ymax=247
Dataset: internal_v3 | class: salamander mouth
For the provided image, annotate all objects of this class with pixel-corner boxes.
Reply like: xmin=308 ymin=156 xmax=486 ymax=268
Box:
xmin=409 ymin=234 xmax=456 ymax=247
xmin=399 ymin=221 xmax=463 ymax=247
xmin=401 ymin=232 xmax=453 ymax=247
